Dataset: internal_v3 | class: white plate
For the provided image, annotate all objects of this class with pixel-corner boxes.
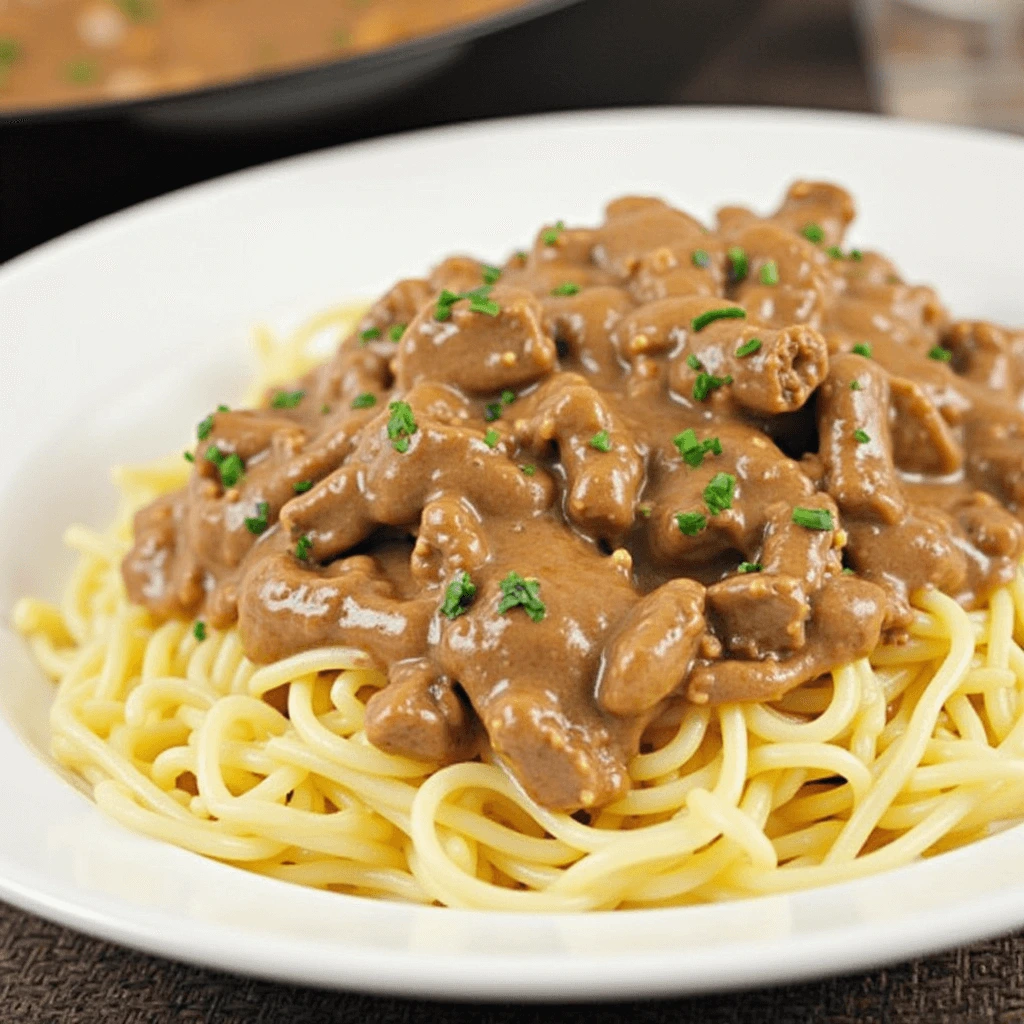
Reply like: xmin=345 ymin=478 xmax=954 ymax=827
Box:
xmin=2 ymin=108 xmax=1024 ymax=1001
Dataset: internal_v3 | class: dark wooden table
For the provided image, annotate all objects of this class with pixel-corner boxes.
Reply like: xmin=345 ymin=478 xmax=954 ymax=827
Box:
xmin=4 ymin=2 xmax=1023 ymax=1021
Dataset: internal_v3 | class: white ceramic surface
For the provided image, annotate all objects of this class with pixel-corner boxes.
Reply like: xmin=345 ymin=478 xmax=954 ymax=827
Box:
xmin=2 ymin=108 xmax=1024 ymax=1001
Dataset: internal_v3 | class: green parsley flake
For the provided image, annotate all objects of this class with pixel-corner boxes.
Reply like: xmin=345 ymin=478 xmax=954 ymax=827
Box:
xmin=792 ymin=507 xmax=834 ymax=531
xmin=0 ymin=38 xmax=22 ymax=66
xmin=360 ymin=327 xmax=382 ymax=343
xmin=484 ymin=402 xmax=503 ymax=422
xmin=205 ymin=446 xmax=244 ymax=488
xmin=520 ymin=464 xmax=536 ymax=476
xmin=759 ymin=260 xmax=779 ymax=286
xmin=638 ymin=505 xmax=652 ymax=518
xmin=691 ymin=249 xmax=711 ymax=269
xmin=842 ymin=567 xmax=855 ymax=575
xmin=484 ymin=428 xmax=500 ymax=448
xmin=193 ymin=621 xmax=207 ymax=642
xmin=293 ymin=480 xmax=313 ymax=494
xmin=271 ymin=389 xmax=305 ymax=409
xmin=852 ymin=343 xmax=873 ymax=358
xmin=692 ymin=371 xmax=733 ymax=402
xmin=542 ymin=221 xmax=565 ymax=246
xmin=675 ymin=511 xmax=708 ymax=536
xmin=482 ymin=265 xmax=502 ymax=285
xmin=440 ymin=571 xmax=477 ymax=619
xmin=501 ymin=390 xmax=516 ymax=406
xmin=686 ymin=353 xmax=703 ymax=371
xmin=801 ymin=223 xmax=825 ymax=244
xmin=551 ymin=282 xmax=581 ymax=296
xmin=825 ymin=245 xmax=844 ymax=260
xmin=727 ymin=246 xmax=748 ymax=283
xmin=183 ymin=451 xmax=195 ymax=463
xmin=589 ymin=430 xmax=611 ymax=452
xmin=850 ymin=380 xmax=863 ymax=391
xmin=691 ymin=307 xmax=746 ymax=332
xmin=735 ymin=338 xmax=762 ymax=358
xmin=67 ymin=58 xmax=98 ymax=84
xmin=321 ymin=404 xmax=331 ymax=415
xmin=388 ymin=323 xmax=406 ymax=342
xmin=435 ymin=285 xmax=501 ymax=320
xmin=738 ymin=562 xmax=762 ymax=574
xmin=351 ymin=392 xmax=377 ymax=409
xmin=244 ymin=501 xmax=270 ymax=536
xmin=497 ymin=572 xmax=546 ymax=622
xmin=196 ymin=412 xmax=216 ymax=441
xmin=295 ymin=535 xmax=313 ymax=561
xmin=386 ymin=401 xmax=417 ymax=453
xmin=853 ymin=429 xmax=871 ymax=444
xmin=928 ymin=346 xmax=952 ymax=362
xmin=703 ymin=472 xmax=736 ymax=515
xmin=673 ymin=428 xmax=722 ymax=468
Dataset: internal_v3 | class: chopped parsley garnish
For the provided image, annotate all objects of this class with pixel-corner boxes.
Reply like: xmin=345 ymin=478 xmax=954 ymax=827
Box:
xmin=321 ymin=404 xmax=331 ymax=414
xmin=843 ymin=566 xmax=856 ymax=575
xmin=117 ymin=0 xmax=157 ymax=22
xmin=515 ymin=250 xmax=528 ymax=262
xmin=520 ymin=464 xmax=536 ymax=476
xmin=850 ymin=380 xmax=863 ymax=391
xmin=197 ymin=412 xmax=217 ymax=440
xmin=295 ymin=535 xmax=313 ymax=561
xmin=497 ymin=572 xmax=546 ymax=622
xmin=676 ymin=511 xmax=708 ymax=536
xmin=360 ymin=327 xmax=382 ymax=343
xmin=738 ymin=562 xmax=762 ymax=574
xmin=183 ymin=451 xmax=195 ymax=463
xmin=692 ymin=371 xmax=733 ymax=402
xmin=850 ymin=249 xmax=863 ymax=260
xmin=351 ymin=392 xmax=377 ymax=409
xmin=434 ymin=285 xmax=501 ymax=320
xmin=759 ymin=260 xmax=779 ymax=286
xmin=638 ymin=505 xmax=652 ymax=517
xmin=484 ymin=428 xmax=500 ymax=448
xmin=542 ymin=220 xmax=565 ymax=246
xmin=853 ymin=429 xmax=871 ymax=444
xmin=825 ymin=245 xmax=843 ymax=260
xmin=727 ymin=246 xmax=748 ymax=283
xmin=928 ymin=346 xmax=952 ymax=362
xmin=501 ymin=389 xmax=516 ymax=406
xmin=244 ymin=501 xmax=270 ymax=535
xmin=551 ymin=282 xmax=581 ymax=296
xmin=691 ymin=248 xmax=711 ymax=268
xmin=271 ymin=389 xmax=305 ymax=409
xmin=388 ymin=323 xmax=406 ymax=342
xmin=686 ymin=353 xmax=703 ymax=371
xmin=484 ymin=402 xmax=503 ymax=422
xmin=801 ymin=223 xmax=825 ymax=244
xmin=67 ymin=58 xmax=98 ymax=84
xmin=735 ymin=338 xmax=762 ymax=358
xmin=691 ymin=307 xmax=746 ymax=332
xmin=703 ymin=472 xmax=736 ymax=515
xmin=440 ymin=571 xmax=477 ymax=619
xmin=293 ymin=480 xmax=313 ymax=494
xmin=852 ymin=343 xmax=873 ymax=358
xmin=386 ymin=401 xmax=417 ymax=453
xmin=193 ymin=621 xmax=207 ymax=642
xmin=205 ymin=446 xmax=245 ymax=488
xmin=673 ymin=428 xmax=722 ymax=468
xmin=589 ymin=430 xmax=612 ymax=452
xmin=792 ymin=507 xmax=834 ymax=531
xmin=482 ymin=264 xmax=502 ymax=285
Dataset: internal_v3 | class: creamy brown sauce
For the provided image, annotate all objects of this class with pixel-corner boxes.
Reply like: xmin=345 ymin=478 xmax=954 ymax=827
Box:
xmin=122 ymin=182 xmax=1024 ymax=813
xmin=0 ymin=0 xmax=525 ymax=111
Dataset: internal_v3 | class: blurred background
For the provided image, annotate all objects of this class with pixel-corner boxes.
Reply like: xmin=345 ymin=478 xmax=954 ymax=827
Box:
xmin=1 ymin=0 xmax=1023 ymax=264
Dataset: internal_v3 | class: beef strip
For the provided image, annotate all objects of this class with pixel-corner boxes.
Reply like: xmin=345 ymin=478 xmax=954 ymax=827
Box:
xmin=123 ymin=181 xmax=1024 ymax=812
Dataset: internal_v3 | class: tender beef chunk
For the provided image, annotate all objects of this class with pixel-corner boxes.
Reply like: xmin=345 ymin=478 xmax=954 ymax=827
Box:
xmin=394 ymin=285 xmax=556 ymax=394
xmin=365 ymin=659 xmax=478 ymax=764
xmin=598 ymin=579 xmax=706 ymax=717
xmin=123 ymin=181 xmax=1024 ymax=813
